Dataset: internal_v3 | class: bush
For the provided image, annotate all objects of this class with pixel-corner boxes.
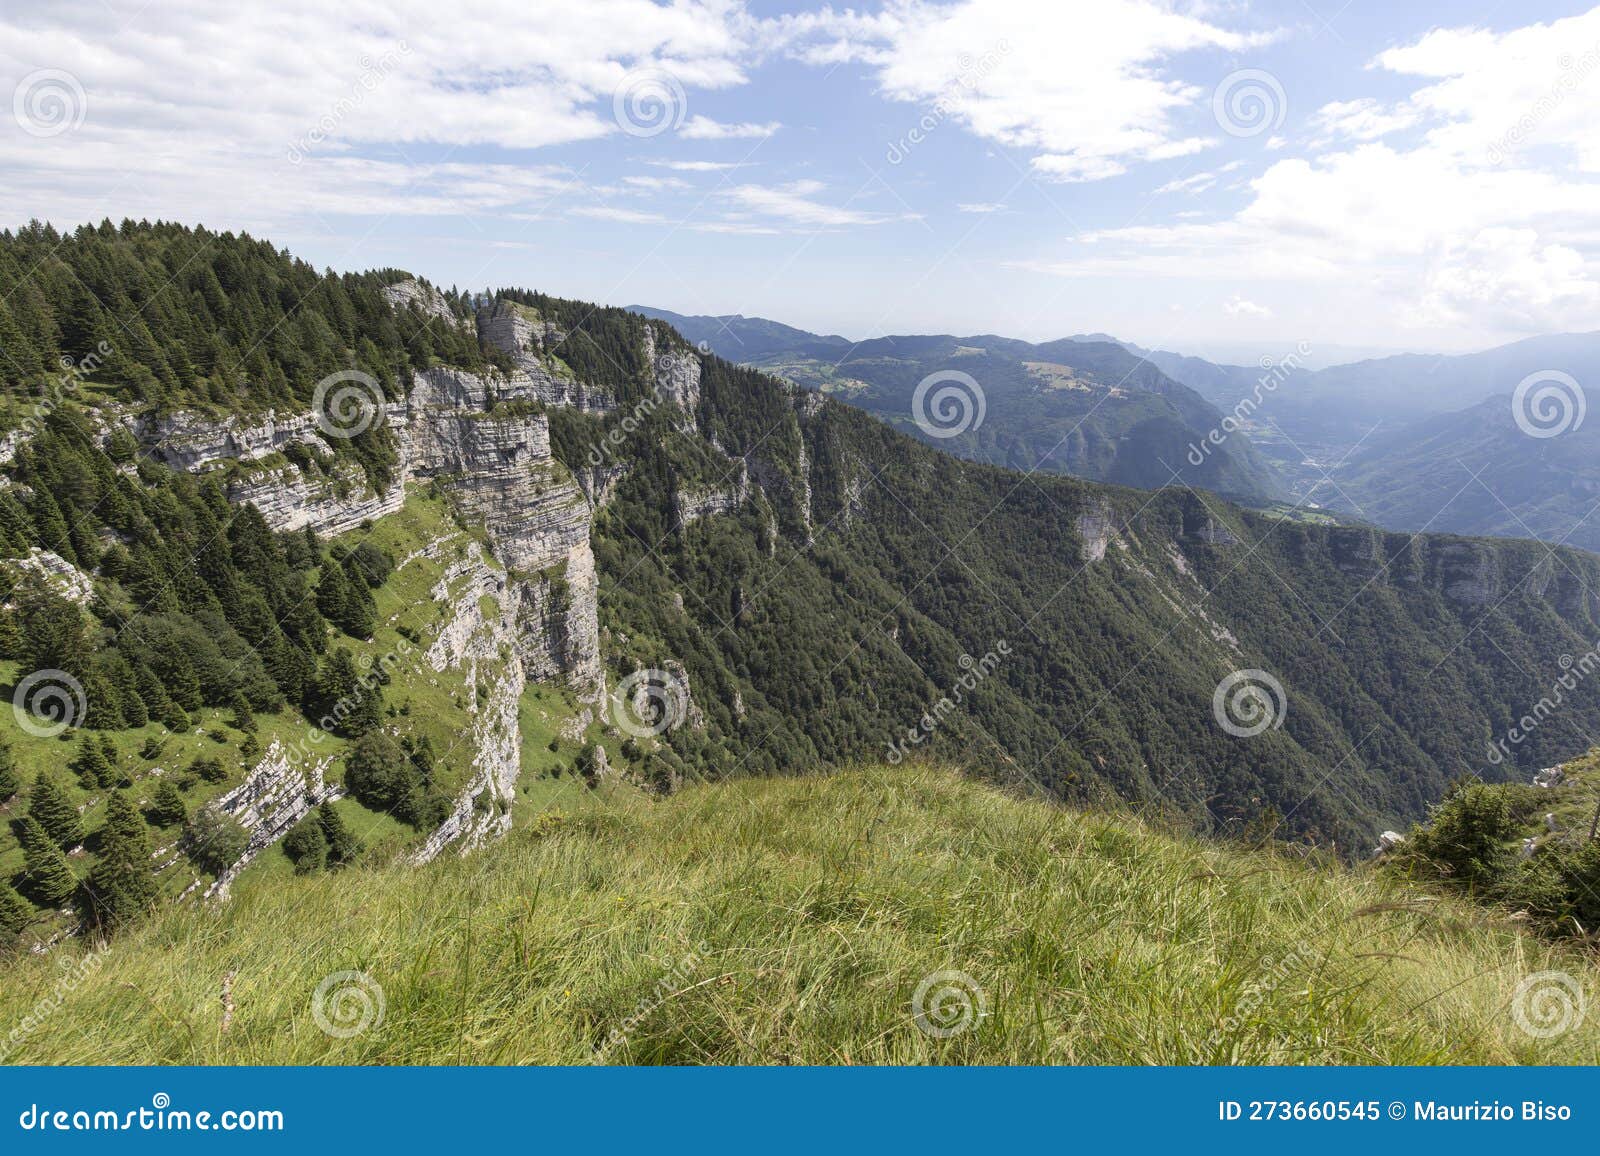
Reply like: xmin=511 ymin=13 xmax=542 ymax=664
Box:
xmin=1398 ymin=781 xmax=1519 ymax=891
xmin=184 ymin=806 xmax=250 ymax=877
xmin=191 ymin=756 xmax=229 ymax=784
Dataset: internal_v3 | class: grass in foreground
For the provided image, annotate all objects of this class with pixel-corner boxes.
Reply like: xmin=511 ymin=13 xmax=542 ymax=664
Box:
xmin=1 ymin=765 xmax=1596 ymax=1065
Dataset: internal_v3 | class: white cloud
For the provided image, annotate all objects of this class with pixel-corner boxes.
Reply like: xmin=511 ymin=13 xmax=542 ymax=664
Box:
xmin=570 ymin=205 xmax=671 ymax=224
xmin=1223 ymin=294 xmax=1272 ymax=318
xmin=772 ymin=0 xmax=1272 ymax=182
xmin=680 ymin=115 xmax=779 ymax=140
xmin=0 ymin=0 xmax=754 ymax=228
xmin=1029 ymin=8 xmax=1600 ymax=340
xmin=956 ymin=202 xmax=1005 ymax=213
xmin=721 ymin=181 xmax=907 ymax=227
xmin=646 ymin=159 xmax=751 ymax=172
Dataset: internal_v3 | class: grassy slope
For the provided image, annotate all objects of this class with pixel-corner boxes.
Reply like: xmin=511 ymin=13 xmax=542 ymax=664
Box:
xmin=1 ymin=765 xmax=1595 ymax=1065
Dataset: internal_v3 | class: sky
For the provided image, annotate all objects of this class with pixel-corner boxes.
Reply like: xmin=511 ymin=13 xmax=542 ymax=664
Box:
xmin=3 ymin=0 xmax=1600 ymax=363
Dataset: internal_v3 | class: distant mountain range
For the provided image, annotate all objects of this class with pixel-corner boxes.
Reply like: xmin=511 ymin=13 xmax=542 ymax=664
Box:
xmin=634 ymin=304 xmax=1600 ymax=554
xmin=630 ymin=306 xmax=1282 ymax=503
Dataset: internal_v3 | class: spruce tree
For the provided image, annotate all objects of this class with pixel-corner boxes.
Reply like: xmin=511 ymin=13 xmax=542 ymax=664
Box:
xmin=147 ymin=780 xmax=187 ymax=827
xmin=0 ymin=736 xmax=17 ymax=801
xmin=72 ymin=733 xmax=110 ymax=789
xmin=29 ymin=772 xmax=83 ymax=847
xmin=0 ymin=883 xmax=30 ymax=936
xmin=85 ymin=791 xmax=157 ymax=930
xmin=227 ymin=689 xmax=256 ymax=734
xmin=319 ymin=802 xmax=362 ymax=868
xmin=17 ymin=815 xmax=76 ymax=906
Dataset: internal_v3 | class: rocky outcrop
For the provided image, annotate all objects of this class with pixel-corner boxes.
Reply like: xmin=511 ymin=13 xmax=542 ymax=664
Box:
xmin=675 ymin=463 xmax=751 ymax=528
xmin=411 ymin=544 xmax=528 ymax=863
xmin=644 ymin=322 xmax=702 ymax=413
xmin=1075 ymin=500 xmax=1122 ymax=563
xmin=228 ymin=459 xmax=405 ymax=536
xmin=382 ymin=277 xmax=464 ymax=328
xmin=476 ymin=300 xmax=615 ymax=413
xmin=137 ymin=407 xmax=326 ymax=471
xmin=201 ymin=740 xmax=342 ymax=901
xmin=4 ymin=548 xmax=93 ymax=606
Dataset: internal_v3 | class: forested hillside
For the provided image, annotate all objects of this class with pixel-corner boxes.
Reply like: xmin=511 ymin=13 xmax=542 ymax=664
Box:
xmin=0 ymin=221 xmax=1598 ymax=957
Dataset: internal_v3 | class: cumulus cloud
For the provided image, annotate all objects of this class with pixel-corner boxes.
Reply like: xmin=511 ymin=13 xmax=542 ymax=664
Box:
xmin=770 ymin=0 xmax=1270 ymax=182
xmin=1030 ymin=7 xmax=1600 ymax=338
xmin=0 ymin=0 xmax=753 ymax=227
xmin=680 ymin=115 xmax=779 ymax=140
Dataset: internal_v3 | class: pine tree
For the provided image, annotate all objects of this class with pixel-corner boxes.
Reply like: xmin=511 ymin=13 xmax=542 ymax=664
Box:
xmin=29 ymin=772 xmax=83 ymax=847
xmin=71 ymin=733 xmax=110 ymax=789
xmin=147 ymin=780 xmax=186 ymax=827
xmin=227 ymin=689 xmax=256 ymax=734
xmin=0 ymin=883 xmax=30 ymax=936
xmin=0 ymin=736 xmax=17 ymax=801
xmin=17 ymin=815 xmax=76 ymax=906
xmin=85 ymin=791 xmax=157 ymax=930
xmin=319 ymin=802 xmax=362 ymax=868
xmin=316 ymin=560 xmax=350 ymax=628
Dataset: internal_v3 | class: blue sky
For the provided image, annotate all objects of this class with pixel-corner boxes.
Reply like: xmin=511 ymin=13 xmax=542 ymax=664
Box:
xmin=4 ymin=1 xmax=1599 ymax=363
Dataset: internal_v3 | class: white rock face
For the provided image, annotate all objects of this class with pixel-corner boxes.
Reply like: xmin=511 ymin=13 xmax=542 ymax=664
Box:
xmin=475 ymin=300 xmax=616 ymax=413
xmin=643 ymin=322 xmax=701 ymax=413
xmin=411 ymin=543 xmax=527 ymax=864
xmin=382 ymin=278 xmax=465 ymax=328
xmin=202 ymin=740 xmax=342 ymax=901
xmin=5 ymin=548 xmax=93 ymax=606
